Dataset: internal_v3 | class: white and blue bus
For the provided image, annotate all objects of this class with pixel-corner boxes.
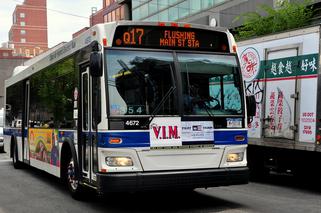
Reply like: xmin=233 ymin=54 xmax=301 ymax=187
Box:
xmin=4 ymin=21 xmax=255 ymax=198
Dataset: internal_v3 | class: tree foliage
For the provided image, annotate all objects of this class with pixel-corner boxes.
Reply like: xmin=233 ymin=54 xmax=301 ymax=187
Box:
xmin=234 ymin=0 xmax=314 ymax=40
xmin=30 ymin=57 xmax=75 ymax=124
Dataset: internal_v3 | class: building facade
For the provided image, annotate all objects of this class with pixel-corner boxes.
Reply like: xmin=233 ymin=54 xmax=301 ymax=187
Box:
xmin=131 ymin=0 xmax=306 ymax=28
xmin=132 ymin=0 xmax=227 ymax=23
xmin=91 ymin=0 xmax=321 ymax=30
xmin=8 ymin=0 xmax=48 ymax=58
xmin=0 ymin=0 xmax=48 ymax=108
xmin=90 ymin=0 xmax=130 ymax=26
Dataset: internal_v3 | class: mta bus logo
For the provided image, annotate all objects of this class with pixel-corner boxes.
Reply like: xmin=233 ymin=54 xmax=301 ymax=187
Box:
xmin=152 ymin=125 xmax=180 ymax=140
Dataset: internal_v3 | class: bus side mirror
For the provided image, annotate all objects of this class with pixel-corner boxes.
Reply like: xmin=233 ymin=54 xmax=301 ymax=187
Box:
xmin=246 ymin=95 xmax=256 ymax=122
xmin=90 ymin=51 xmax=103 ymax=77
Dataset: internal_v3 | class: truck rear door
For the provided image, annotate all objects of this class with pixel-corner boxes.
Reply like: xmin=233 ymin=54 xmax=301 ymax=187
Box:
xmin=263 ymin=47 xmax=298 ymax=139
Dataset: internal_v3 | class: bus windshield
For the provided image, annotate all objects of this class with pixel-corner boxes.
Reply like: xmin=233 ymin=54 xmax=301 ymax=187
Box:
xmin=106 ymin=49 xmax=242 ymax=116
xmin=106 ymin=49 xmax=177 ymax=116
xmin=178 ymin=53 xmax=242 ymax=116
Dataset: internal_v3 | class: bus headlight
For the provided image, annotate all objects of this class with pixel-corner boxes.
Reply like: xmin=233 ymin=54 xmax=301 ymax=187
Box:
xmin=227 ymin=153 xmax=244 ymax=162
xmin=105 ymin=156 xmax=133 ymax=167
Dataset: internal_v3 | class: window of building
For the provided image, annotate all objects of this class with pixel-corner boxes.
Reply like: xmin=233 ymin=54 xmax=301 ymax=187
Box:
xmin=20 ymin=21 xmax=25 ymax=26
xmin=21 ymin=30 xmax=26 ymax=35
xmin=115 ymin=7 xmax=121 ymax=20
xmin=158 ymin=0 xmax=169 ymax=10
xmin=25 ymin=49 xmax=30 ymax=57
xmin=20 ymin=13 xmax=25 ymax=18
xmin=159 ymin=9 xmax=169 ymax=21
xmin=13 ymin=13 xmax=17 ymax=24
xmin=107 ymin=12 xmax=112 ymax=22
xmin=132 ymin=0 xmax=140 ymax=8
xmin=105 ymin=0 xmax=114 ymax=7
xmin=9 ymin=32 xmax=12 ymax=41
xmin=132 ymin=0 xmax=148 ymax=8
xmin=2 ymin=52 xmax=9 ymax=57
xmin=132 ymin=8 xmax=139 ymax=20
xmin=178 ymin=1 xmax=189 ymax=19
xmin=202 ymin=0 xmax=214 ymax=9
xmin=149 ymin=1 xmax=158 ymax=15
xmin=189 ymin=0 xmax=201 ymax=13
xmin=111 ymin=10 xmax=116 ymax=21
xmin=120 ymin=5 xmax=125 ymax=19
xmin=139 ymin=3 xmax=149 ymax=19
xmin=169 ymin=6 xmax=179 ymax=20
xmin=146 ymin=13 xmax=159 ymax=21
xmin=169 ymin=0 xmax=179 ymax=5
xmin=21 ymin=38 xmax=26 ymax=43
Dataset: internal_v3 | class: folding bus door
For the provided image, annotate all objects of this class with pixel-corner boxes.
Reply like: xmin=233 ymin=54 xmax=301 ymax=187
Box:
xmin=80 ymin=66 xmax=97 ymax=184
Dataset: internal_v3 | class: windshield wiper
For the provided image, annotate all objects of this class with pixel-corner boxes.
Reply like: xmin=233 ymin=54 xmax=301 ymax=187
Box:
xmin=143 ymin=64 xmax=176 ymax=128
xmin=198 ymin=99 xmax=215 ymax=121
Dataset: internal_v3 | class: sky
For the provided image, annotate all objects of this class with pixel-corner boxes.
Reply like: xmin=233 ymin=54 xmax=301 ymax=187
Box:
xmin=0 ymin=0 xmax=102 ymax=48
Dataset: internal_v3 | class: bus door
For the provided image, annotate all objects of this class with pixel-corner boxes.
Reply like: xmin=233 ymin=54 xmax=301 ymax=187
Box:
xmin=263 ymin=47 xmax=299 ymax=140
xmin=80 ymin=66 xmax=97 ymax=184
xmin=23 ymin=80 xmax=30 ymax=163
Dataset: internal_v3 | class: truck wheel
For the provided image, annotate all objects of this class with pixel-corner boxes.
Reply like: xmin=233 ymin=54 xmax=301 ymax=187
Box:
xmin=12 ymin=142 xmax=23 ymax=169
xmin=65 ymin=156 xmax=84 ymax=200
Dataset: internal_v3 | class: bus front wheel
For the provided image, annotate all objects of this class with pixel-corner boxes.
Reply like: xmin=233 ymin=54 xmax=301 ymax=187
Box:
xmin=65 ymin=156 xmax=84 ymax=199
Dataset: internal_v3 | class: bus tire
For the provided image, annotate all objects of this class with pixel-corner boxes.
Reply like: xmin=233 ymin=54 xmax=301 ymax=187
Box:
xmin=12 ymin=140 xmax=23 ymax=169
xmin=65 ymin=155 xmax=84 ymax=200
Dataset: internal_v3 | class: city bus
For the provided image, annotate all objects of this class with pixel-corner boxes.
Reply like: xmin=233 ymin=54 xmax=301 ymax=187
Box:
xmin=4 ymin=21 xmax=256 ymax=199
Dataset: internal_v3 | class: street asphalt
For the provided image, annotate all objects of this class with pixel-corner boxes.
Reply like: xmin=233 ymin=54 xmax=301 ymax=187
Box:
xmin=0 ymin=152 xmax=320 ymax=213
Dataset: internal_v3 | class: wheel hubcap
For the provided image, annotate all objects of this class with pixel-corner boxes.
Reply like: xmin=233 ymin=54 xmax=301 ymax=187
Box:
xmin=67 ymin=160 xmax=78 ymax=191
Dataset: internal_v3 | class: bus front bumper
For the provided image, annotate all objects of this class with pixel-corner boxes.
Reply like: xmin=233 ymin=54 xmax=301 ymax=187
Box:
xmin=96 ymin=167 xmax=249 ymax=193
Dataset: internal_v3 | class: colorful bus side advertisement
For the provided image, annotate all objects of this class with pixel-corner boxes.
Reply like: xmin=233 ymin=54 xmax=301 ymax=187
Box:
xmin=29 ymin=128 xmax=60 ymax=167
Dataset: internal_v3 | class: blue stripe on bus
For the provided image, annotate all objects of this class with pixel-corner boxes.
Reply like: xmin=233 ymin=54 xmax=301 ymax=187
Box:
xmin=214 ymin=130 xmax=248 ymax=145
xmin=97 ymin=130 xmax=247 ymax=148
xmin=5 ymin=127 xmax=247 ymax=147
xmin=4 ymin=128 xmax=24 ymax=137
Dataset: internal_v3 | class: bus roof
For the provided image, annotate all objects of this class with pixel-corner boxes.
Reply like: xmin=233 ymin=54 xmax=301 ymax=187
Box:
xmin=5 ymin=21 xmax=231 ymax=88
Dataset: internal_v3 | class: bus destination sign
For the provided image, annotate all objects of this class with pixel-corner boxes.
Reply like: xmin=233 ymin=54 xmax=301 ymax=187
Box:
xmin=112 ymin=26 xmax=230 ymax=52
xmin=160 ymin=30 xmax=199 ymax=48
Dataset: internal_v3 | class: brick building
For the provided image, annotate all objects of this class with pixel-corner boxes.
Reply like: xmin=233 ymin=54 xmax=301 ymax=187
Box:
xmin=8 ymin=0 xmax=48 ymax=58
xmin=0 ymin=0 xmax=47 ymax=107
xmin=90 ymin=0 xmax=130 ymax=27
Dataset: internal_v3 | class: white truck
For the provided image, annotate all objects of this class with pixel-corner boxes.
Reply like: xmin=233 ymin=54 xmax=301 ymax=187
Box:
xmin=238 ymin=25 xmax=321 ymax=178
